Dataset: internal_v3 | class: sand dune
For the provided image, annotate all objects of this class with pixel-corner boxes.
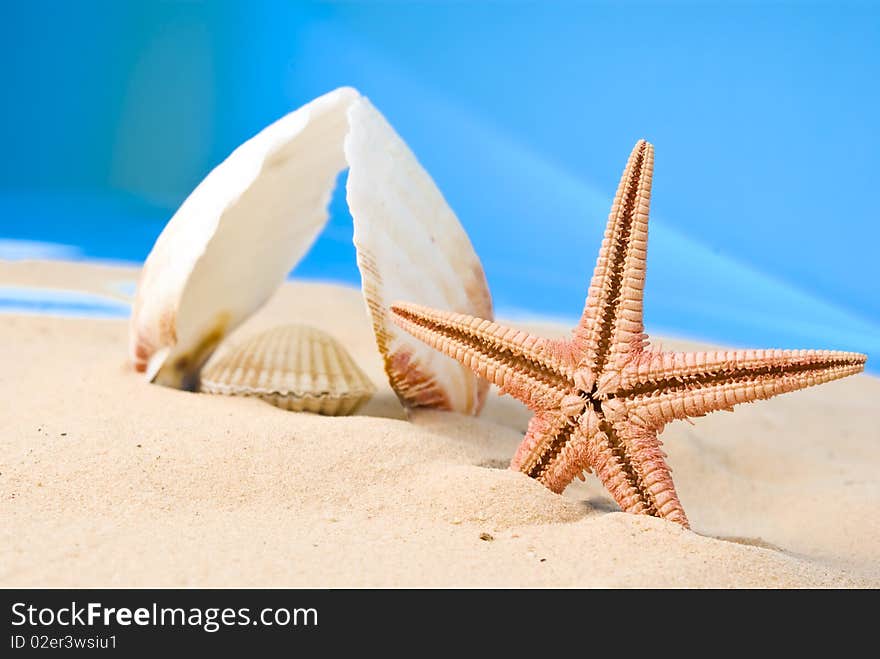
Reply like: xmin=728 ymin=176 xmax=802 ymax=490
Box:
xmin=1 ymin=261 xmax=877 ymax=587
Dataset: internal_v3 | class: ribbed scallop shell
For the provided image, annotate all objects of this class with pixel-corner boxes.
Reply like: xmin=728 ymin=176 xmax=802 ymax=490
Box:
xmin=199 ymin=325 xmax=375 ymax=415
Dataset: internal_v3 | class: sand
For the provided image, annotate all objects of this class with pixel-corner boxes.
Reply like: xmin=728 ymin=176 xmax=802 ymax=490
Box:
xmin=1 ymin=260 xmax=878 ymax=587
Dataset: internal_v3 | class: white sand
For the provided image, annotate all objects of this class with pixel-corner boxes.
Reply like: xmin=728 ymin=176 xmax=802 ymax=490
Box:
xmin=1 ymin=260 xmax=877 ymax=587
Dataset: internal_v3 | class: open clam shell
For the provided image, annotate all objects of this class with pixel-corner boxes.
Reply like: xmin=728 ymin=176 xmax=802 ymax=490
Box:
xmin=130 ymin=87 xmax=492 ymax=414
xmin=199 ymin=325 xmax=375 ymax=415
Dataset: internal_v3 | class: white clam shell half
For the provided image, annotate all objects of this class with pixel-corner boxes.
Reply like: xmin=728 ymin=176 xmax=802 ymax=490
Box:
xmin=130 ymin=87 xmax=492 ymax=414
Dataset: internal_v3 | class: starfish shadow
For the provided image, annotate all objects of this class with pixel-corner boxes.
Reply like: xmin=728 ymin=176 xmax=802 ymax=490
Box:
xmin=477 ymin=458 xmax=511 ymax=470
xmin=713 ymin=535 xmax=785 ymax=553
xmin=580 ymin=496 xmax=620 ymax=515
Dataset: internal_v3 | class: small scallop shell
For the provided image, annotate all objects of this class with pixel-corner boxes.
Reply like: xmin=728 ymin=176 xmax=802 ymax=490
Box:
xmin=199 ymin=325 xmax=375 ymax=415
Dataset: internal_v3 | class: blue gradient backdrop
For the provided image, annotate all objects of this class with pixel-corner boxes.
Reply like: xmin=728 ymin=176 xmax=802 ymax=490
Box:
xmin=2 ymin=1 xmax=878 ymax=370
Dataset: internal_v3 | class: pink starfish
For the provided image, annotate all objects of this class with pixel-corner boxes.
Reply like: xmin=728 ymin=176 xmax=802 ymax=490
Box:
xmin=389 ymin=140 xmax=866 ymax=527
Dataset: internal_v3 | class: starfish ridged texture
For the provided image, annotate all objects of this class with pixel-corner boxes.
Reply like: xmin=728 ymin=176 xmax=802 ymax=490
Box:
xmin=389 ymin=140 xmax=867 ymax=528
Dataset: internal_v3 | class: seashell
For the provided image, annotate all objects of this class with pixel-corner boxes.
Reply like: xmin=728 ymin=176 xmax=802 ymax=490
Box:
xmin=129 ymin=87 xmax=492 ymax=414
xmin=199 ymin=325 xmax=375 ymax=415
xmin=346 ymin=99 xmax=492 ymax=414
xmin=129 ymin=87 xmax=359 ymax=388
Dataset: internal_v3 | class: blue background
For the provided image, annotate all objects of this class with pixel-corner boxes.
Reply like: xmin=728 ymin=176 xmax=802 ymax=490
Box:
xmin=2 ymin=1 xmax=878 ymax=370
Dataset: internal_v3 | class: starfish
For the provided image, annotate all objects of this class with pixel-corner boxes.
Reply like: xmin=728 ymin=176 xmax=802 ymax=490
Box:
xmin=389 ymin=140 xmax=866 ymax=528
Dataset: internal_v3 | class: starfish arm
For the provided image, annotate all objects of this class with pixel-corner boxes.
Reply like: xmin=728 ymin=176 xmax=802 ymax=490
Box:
xmin=510 ymin=408 xmax=688 ymax=527
xmin=510 ymin=410 xmax=590 ymax=493
xmin=572 ymin=140 xmax=653 ymax=379
xmin=604 ymin=348 xmax=866 ymax=428
xmin=389 ymin=302 xmax=574 ymax=411
xmin=593 ymin=420 xmax=689 ymax=527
